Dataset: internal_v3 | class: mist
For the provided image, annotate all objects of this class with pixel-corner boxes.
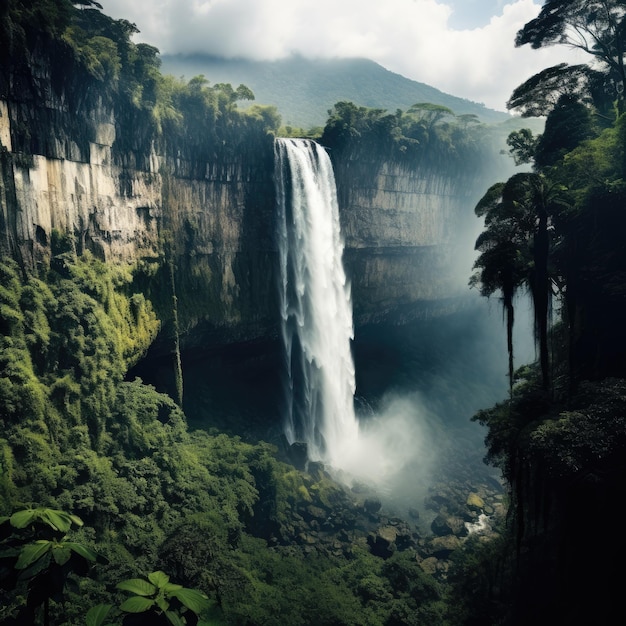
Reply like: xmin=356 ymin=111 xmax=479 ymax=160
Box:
xmin=328 ymin=391 xmax=449 ymax=517
xmin=325 ymin=291 xmax=536 ymax=521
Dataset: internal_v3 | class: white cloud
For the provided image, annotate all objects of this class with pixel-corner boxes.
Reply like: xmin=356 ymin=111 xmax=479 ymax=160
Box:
xmin=100 ymin=0 xmax=588 ymax=112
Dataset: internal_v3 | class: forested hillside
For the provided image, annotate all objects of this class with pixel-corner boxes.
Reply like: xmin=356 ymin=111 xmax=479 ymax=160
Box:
xmin=159 ymin=54 xmax=511 ymax=129
xmin=458 ymin=2 xmax=626 ymax=624
xmin=1 ymin=1 xmax=626 ymax=625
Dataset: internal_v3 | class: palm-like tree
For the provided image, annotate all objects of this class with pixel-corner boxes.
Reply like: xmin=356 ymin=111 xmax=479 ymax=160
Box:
xmin=471 ymin=180 xmax=531 ymax=395
xmin=471 ymin=172 xmax=569 ymax=393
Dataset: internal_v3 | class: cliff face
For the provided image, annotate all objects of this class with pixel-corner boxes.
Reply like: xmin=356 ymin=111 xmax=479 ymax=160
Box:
xmin=0 ymin=53 xmax=509 ymax=353
xmin=0 ymin=123 xmax=277 ymax=349
xmin=0 ymin=111 xmax=161 ymax=266
xmin=335 ymin=157 xmax=505 ymax=326
xmin=158 ymin=152 xmax=277 ymax=348
xmin=0 ymin=41 xmax=164 ymax=267
xmin=0 ymin=39 xmax=278 ymax=351
xmin=0 ymin=124 xmax=489 ymax=338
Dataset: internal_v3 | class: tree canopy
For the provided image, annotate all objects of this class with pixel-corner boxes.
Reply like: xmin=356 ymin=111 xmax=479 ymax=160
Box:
xmin=514 ymin=0 xmax=626 ymax=113
xmin=506 ymin=63 xmax=599 ymax=117
xmin=470 ymin=4 xmax=626 ymax=622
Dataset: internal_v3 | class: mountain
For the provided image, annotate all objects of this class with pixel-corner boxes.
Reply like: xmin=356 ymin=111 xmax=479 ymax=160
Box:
xmin=160 ymin=54 xmax=511 ymax=129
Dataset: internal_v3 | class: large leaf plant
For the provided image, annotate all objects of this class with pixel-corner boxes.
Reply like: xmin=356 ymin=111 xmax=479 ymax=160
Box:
xmin=87 ymin=570 xmax=214 ymax=626
xmin=0 ymin=507 xmax=105 ymax=625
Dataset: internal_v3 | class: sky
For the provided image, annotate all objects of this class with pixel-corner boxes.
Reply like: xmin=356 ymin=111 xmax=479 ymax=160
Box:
xmin=99 ymin=0 xmax=586 ymax=113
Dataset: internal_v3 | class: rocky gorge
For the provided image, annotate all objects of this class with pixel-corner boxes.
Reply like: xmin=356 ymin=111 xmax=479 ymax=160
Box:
xmin=0 ymin=7 xmax=532 ymax=624
xmin=0 ymin=30 xmax=516 ymax=530
xmin=0 ymin=35 xmax=516 ymax=356
xmin=0 ymin=5 xmax=517 ymax=523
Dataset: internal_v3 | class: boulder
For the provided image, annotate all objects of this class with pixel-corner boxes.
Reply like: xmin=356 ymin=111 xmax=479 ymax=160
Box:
xmin=466 ymin=492 xmax=485 ymax=511
xmin=302 ymin=505 xmax=327 ymax=523
xmin=364 ymin=498 xmax=382 ymax=514
xmin=431 ymin=513 xmax=468 ymax=537
xmin=419 ymin=556 xmax=439 ymax=575
xmin=288 ymin=442 xmax=308 ymax=470
xmin=368 ymin=525 xmax=399 ymax=558
xmin=307 ymin=461 xmax=327 ymax=479
xmin=424 ymin=535 xmax=462 ymax=559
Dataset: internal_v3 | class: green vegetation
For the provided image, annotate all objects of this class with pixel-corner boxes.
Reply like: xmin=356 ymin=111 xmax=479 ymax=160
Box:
xmin=159 ymin=54 xmax=510 ymax=130
xmin=92 ymin=570 xmax=212 ymax=626
xmin=3 ymin=0 xmax=626 ymax=625
xmin=470 ymin=172 xmax=570 ymax=393
xmin=0 ymin=246 xmax=452 ymax=624
xmin=322 ymin=100 xmax=488 ymax=167
xmin=0 ymin=508 xmax=105 ymax=625
xmin=2 ymin=9 xmax=457 ymax=623
xmin=0 ymin=0 xmax=281 ymax=163
xmin=465 ymin=1 xmax=626 ymax=623
xmin=317 ymin=98 xmax=516 ymax=228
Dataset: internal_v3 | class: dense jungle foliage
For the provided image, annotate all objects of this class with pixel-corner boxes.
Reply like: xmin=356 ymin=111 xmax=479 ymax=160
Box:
xmin=2 ymin=0 xmax=626 ymax=625
xmin=464 ymin=2 xmax=626 ymax=624
xmin=0 ymin=247 xmax=453 ymax=625
xmin=321 ymin=101 xmax=484 ymax=166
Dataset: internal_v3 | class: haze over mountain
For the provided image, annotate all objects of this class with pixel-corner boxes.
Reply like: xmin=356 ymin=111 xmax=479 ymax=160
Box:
xmin=160 ymin=54 xmax=512 ymax=129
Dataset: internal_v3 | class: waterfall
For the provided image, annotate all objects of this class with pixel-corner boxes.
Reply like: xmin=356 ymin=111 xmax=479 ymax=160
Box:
xmin=275 ymin=137 xmax=359 ymax=467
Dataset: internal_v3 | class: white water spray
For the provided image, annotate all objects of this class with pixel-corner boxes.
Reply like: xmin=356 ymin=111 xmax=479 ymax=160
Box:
xmin=275 ymin=138 xmax=359 ymax=467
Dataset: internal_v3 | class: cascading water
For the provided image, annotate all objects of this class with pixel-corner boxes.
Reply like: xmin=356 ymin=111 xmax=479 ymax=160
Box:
xmin=273 ymin=138 xmax=501 ymax=513
xmin=275 ymin=138 xmax=359 ymax=468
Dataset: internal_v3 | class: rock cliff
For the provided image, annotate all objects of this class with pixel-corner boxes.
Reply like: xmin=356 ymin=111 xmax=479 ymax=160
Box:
xmin=0 ymin=49 xmax=512 ymax=355
xmin=334 ymin=152 xmax=511 ymax=326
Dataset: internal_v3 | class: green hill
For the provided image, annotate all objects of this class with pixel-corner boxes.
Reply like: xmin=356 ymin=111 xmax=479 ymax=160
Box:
xmin=160 ymin=54 xmax=512 ymax=128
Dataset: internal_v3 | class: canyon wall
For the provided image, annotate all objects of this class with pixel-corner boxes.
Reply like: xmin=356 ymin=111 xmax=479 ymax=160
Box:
xmin=0 ymin=62 xmax=278 ymax=351
xmin=334 ymin=155 xmax=507 ymax=326
xmin=0 ymin=61 xmax=511 ymax=353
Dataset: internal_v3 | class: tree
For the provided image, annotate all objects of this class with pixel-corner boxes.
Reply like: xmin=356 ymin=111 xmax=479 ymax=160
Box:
xmin=213 ymin=83 xmax=255 ymax=111
xmin=73 ymin=1 xmax=104 ymax=8
xmin=534 ymin=93 xmax=595 ymax=168
xmin=515 ymin=0 xmax=626 ymax=112
xmin=245 ymin=104 xmax=281 ymax=134
xmin=518 ymin=174 xmax=568 ymax=392
xmin=506 ymin=128 xmax=539 ymax=166
xmin=471 ymin=173 xmax=569 ymax=392
xmin=470 ymin=181 xmax=529 ymax=394
xmin=406 ymin=102 xmax=455 ymax=128
xmin=507 ymin=91 xmax=597 ymax=172
xmin=506 ymin=63 xmax=598 ymax=117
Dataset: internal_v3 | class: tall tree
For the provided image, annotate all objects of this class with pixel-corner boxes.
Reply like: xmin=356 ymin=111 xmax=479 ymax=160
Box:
xmin=518 ymin=174 xmax=570 ymax=391
xmin=534 ymin=93 xmax=595 ymax=168
xmin=471 ymin=173 xmax=569 ymax=392
xmin=515 ymin=0 xmax=626 ymax=111
xmin=470 ymin=181 xmax=530 ymax=395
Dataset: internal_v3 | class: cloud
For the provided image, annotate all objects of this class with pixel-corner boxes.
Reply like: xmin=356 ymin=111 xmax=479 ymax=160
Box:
xmin=100 ymin=0 xmax=588 ymax=111
xmin=393 ymin=1 xmax=586 ymax=110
